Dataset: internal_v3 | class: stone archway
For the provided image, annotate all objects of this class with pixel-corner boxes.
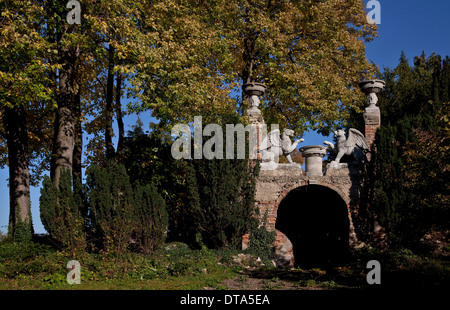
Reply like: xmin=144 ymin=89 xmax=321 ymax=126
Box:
xmin=243 ymin=79 xmax=386 ymax=267
xmin=247 ymin=163 xmax=362 ymax=268
xmin=275 ymin=185 xmax=350 ymax=268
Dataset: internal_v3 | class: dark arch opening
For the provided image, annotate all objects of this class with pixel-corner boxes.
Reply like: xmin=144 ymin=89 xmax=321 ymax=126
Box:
xmin=275 ymin=185 xmax=350 ymax=269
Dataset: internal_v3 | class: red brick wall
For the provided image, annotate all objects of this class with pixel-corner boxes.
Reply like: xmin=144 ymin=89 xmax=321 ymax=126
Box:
xmin=365 ymin=124 xmax=378 ymax=148
xmin=244 ymin=181 xmax=353 ymax=267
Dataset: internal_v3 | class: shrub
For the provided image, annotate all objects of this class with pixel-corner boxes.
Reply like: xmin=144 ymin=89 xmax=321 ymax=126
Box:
xmin=132 ymin=183 xmax=168 ymax=255
xmin=86 ymin=162 xmax=135 ymax=255
xmin=121 ymin=125 xmax=187 ymax=243
xmin=184 ymin=114 xmax=260 ymax=249
xmin=245 ymin=215 xmax=277 ymax=265
xmin=86 ymin=162 xmax=168 ymax=256
xmin=0 ymin=241 xmax=54 ymax=263
xmin=0 ymin=242 xmax=62 ymax=278
xmin=39 ymin=169 xmax=86 ymax=256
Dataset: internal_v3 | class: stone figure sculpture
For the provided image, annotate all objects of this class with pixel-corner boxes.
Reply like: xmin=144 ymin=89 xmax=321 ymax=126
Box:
xmin=359 ymin=79 xmax=385 ymax=108
xmin=248 ymin=95 xmax=261 ymax=111
xmin=260 ymin=129 xmax=304 ymax=164
xmin=366 ymin=92 xmax=378 ymax=108
xmin=324 ymin=128 xmax=369 ymax=165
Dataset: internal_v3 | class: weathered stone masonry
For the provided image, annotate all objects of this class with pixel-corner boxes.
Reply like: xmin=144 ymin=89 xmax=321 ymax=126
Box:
xmin=242 ymin=80 xmax=385 ymax=266
xmin=241 ymin=79 xmax=385 ymax=267
xmin=244 ymin=163 xmax=363 ymax=267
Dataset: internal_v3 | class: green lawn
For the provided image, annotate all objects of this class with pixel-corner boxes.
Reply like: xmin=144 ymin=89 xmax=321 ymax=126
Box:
xmin=1 ymin=241 xmax=449 ymax=291
xmin=0 ymin=269 xmax=238 ymax=290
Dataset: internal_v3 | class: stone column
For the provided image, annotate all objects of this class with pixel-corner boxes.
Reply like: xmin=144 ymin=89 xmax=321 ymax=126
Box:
xmin=363 ymin=109 xmax=380 ymax=148
xmin=300 ymin=145 xmax=327 ymax=176
xmin=243 ymin=82 xmax=267 ymax=160
xmin=359 ymin=80 xmax=385 ymax=149
xmin=242 ymin=82 xmax=267 ymax=250
xmin=243 ymin=82 xmax=267 ymax=123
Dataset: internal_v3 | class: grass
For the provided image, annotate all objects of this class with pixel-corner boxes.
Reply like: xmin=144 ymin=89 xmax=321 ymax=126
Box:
xmin=0 ymin=269 xmax=238 ymax=290
xmin=0 ymin=240 xmax=448 ymax=290
xmin=0 ymin=241 xmax=243 ymax=290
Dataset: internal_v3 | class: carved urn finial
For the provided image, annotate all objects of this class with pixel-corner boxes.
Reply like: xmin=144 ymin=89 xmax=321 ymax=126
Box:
xmin=242 ymin=82 xmax=267 ymax=123
xmin=358 ymin=79 xmax=386 ymax=108
xmin=359 ymin=79 xmax=385 ymax=151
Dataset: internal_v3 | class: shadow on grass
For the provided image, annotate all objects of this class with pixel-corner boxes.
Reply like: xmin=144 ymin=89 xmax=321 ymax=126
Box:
xmin=230 ymin=254 xmax=450 ymax=291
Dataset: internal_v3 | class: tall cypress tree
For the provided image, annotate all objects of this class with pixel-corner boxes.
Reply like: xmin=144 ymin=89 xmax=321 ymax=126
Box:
xmin=364 ymin=52 xmax=450 ymax=249
xmin=185 ymin=114 xmax=260 ymax=249
xmin=40 ymin=168 xmax=86 ymax=255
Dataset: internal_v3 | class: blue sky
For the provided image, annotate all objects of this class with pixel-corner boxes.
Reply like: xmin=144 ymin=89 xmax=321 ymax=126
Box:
xmin=1 ymin=0 xmax=449 ymax=235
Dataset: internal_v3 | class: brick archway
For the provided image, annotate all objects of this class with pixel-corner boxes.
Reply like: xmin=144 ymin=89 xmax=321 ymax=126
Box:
xmin=242 ymin=78 xmax=384 ymax=267
xmin=274 ymin=184 xmax=351 ymax=268
xmin=275 ymin=181 xmax=351 ymax=205
xmin=246 ymin=165 xmax=361 ymax=267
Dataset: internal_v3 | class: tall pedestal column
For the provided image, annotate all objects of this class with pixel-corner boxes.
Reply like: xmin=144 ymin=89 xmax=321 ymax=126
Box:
xmin=363 ymin=106 xmax=380 ymax=149
xmin=243 ymin=82 xmax=267 ymax=160
xmin=359 ymin=79 xmax=385 ymax=157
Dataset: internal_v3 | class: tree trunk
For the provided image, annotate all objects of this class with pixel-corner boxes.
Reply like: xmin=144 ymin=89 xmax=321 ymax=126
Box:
xmin=53 ymin=45 xmax=78 ymax=187
xmin=73 ymin=90 xmax=83 ymax=185
xmin=115 ymin=72 xmax=124 ymax=159
xmin=240 ymin=8 xmax=258 ymax=115
xmin=48 ymin=25 xmax=58 ymax=181
xmin=3 ymin=105 xmax=32 ymax=242
xmin=105 ymin=44 xmax=115 ymax=160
